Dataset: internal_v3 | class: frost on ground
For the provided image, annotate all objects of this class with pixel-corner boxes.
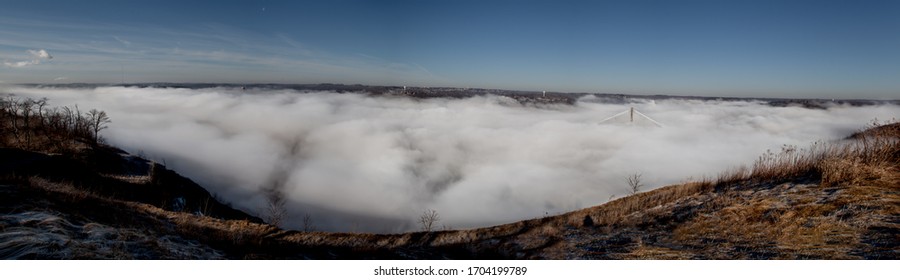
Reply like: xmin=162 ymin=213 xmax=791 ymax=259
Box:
xmin=0 ymin=185 xmax=224 ymax=260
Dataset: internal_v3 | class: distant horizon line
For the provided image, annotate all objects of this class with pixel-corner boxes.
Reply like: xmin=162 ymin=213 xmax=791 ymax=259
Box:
xmin=4 ymin=82 xmax=899 ymax=102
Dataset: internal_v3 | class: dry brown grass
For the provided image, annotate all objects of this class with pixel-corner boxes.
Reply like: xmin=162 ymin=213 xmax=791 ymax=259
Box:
xmin=577 ymin=181 xmax=714 ymax=227
xmin=625 ymin=244 xmax=694 ymax=260
xmin=658 ymin=123 xmax=899 ymax=259
xmin=713 ymin=122 xmax=899 ymax=188
xmin=553 ymin=121 xmax=900 ymax=259
xmin=669 ymin=183 xmax=862 ymax=259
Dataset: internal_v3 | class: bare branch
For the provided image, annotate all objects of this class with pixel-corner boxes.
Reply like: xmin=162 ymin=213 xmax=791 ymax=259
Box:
xmin=302 ymin=213 xmax=315 ymax=232
xmin=626 ymin=173 xmax=643 ymax=195
xmin=419 ymin=209 xmax=440 ymax=232
xmin=264 ymin=188 xmax=287 ymax=228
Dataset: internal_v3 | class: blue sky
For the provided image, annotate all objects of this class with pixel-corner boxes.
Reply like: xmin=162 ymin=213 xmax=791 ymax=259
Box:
xmin=1 ymin=0 xmax=898 ymax=98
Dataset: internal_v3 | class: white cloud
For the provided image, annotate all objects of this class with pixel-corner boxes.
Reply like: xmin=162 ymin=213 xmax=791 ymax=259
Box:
xmin=4 ymin=49 xmax=53 ymax=68
xmin=10 ymin=86 xmax=899 ymax=233
xmin=54 ymin=77 xmax=68 ymax=81
xmin=28 ymin=49 xmax=52 ymax=59
xmin=3 ymin=61 xmax=32 ymax=67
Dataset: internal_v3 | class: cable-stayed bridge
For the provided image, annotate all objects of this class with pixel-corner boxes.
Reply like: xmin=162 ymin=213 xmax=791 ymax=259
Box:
xmin=598 ymin=107 xmax=663 ymax=127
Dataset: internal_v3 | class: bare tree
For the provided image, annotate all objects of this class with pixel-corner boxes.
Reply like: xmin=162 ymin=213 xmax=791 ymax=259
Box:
xmin=73 ymin=105 xmax=86 ymax=138
xmin=87 ymin=109 xmax=110 ymax=144
xmin=35 ymin=97 xmax=48 ymax=128
xmin=419 ymin=209 xmax=440 ymax=232
xmin=19 ymin=98 xmax=34 ymax=146
xmin=302 ymin=213 xmax=315 ymax=232
xmin=5 ymin=96 xmax=21 ymax=141
xmin=0 ymin=96 xmax=114 ymax=153
xmin=264 ymin=188 xmax=287 ymax=228
xmin=626 ymin=173 xmax=643 ymax=195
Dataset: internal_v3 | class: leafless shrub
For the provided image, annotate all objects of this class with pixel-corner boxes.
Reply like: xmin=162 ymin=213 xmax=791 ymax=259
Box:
xmin=419 ymin=209 xmax=440 ymax=232
xmin=626 ymin=173 xmax=643 ymax=195
xmin=264 ymin=188 xmax=287 ymax=228
xmin=302 ymin=213 xmax=315 ymax=232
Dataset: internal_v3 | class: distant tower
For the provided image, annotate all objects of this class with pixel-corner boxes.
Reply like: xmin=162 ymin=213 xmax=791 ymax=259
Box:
xmin=630 ymin=107 xmax=634 ymax=123
xmin=542 ymin=90 xmax=546 ymax=97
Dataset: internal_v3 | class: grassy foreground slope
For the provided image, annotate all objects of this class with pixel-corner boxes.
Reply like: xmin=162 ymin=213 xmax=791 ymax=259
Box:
xmin=1 ymin=96 xmax=897 ymax=259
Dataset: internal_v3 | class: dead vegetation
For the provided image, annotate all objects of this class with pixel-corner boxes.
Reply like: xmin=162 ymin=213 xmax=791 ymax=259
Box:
xmin=263 ymin=188 xmax=287 ymax=228
xmin=711 ymin=119 xmax=899 ymax=188
xmin=419 ymin=209 xmax=440 ymax=232
xmin=1 ymin=95 xmax=110 ymax=154
xmin=561 ymin=120 xmax=900 ymax=259
xmin=626 ymin=173 xmax=643 ymax=195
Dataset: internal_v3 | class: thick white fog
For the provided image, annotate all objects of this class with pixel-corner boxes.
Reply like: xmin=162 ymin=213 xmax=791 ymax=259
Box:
xmin=6 ymin=86 xmax=899 ymax=232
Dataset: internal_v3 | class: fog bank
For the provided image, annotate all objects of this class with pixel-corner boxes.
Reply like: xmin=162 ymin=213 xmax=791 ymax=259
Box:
xmin=7 ymin=86 xmax=898 ymax=232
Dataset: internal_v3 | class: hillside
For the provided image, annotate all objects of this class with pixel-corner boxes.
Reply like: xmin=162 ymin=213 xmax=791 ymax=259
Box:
xmin=0 ymin=96 xmax=897 ymax=259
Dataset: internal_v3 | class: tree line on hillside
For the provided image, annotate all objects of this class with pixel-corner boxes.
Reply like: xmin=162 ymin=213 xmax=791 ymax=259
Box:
xmin=0 ymin=95 xmax=110 ymax=153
